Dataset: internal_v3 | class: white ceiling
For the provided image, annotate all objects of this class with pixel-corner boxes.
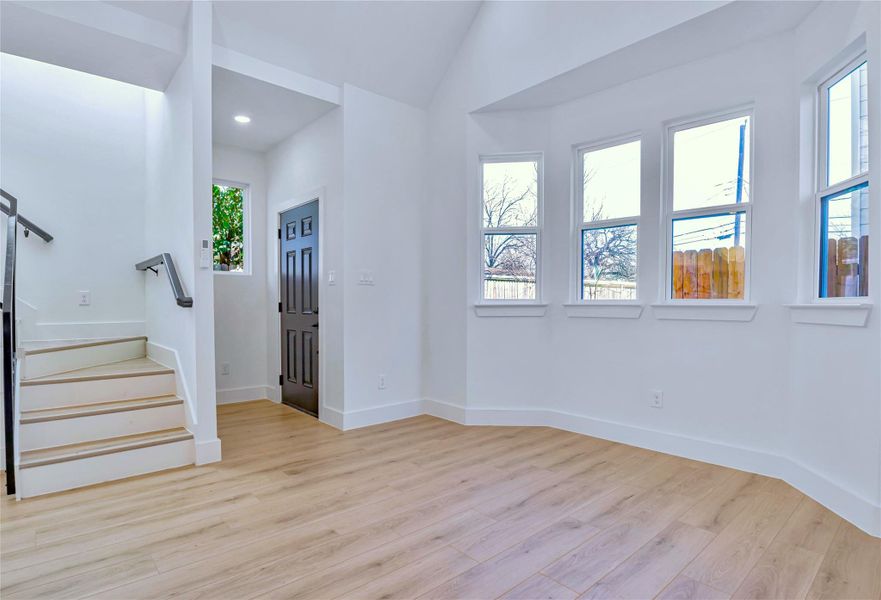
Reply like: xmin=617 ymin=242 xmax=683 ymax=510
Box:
xmin=480 ymin=1 xmax=820 ymax=112
xmin=212 ymin=66 xmax=337 ymax=153
xmin=104 ymin=0 xmax=190 ymax=29
xmin=0 ymin=0 xmax=185 ymax=91
xmin=212 ymin=1 xmax=482 ymax=108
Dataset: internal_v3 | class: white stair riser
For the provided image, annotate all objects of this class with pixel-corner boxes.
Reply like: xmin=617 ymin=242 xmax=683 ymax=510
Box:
xmin=17 ymin=439 xmax=195 ymax=498
xmin=20 ymin=403 xmax=185 ymax=451
xmin=21 ymin=373 xmax=176 ymax=410
xmin=23 ymin=340 xmax=146 ymax=379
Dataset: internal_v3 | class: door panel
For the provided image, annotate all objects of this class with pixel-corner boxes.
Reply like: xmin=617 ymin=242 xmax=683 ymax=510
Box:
xmin=280 ymin=200 xmax=319 ymax=416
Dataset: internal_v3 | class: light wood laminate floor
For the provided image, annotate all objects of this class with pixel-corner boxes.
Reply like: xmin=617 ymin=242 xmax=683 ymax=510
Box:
xmin=2 ymin=400 xmax=879 ymax=600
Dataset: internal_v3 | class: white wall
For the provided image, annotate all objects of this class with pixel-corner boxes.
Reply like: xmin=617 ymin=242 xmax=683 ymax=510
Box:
xmin=260 ymin=86 xmax=426 ymax=428
xmin=0 ymin=53 xmax=148 ymax=341
xmin=265 ymin=107 xmax=345 ymax=414
xmin=787 ymin=0 xmax=881 ymax=535
xmin=424 ymin=1 xmax=880 ymax=535
xmin=340 ymin=85 xmax=425 ymax=424
xmin=212 ymin=144 xmax=269 ymax=404
xmin=144 ymin=2 xmax=218 ymax=463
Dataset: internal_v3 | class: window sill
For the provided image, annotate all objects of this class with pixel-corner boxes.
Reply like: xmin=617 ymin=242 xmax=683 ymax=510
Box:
xmin=651 ymin=303 xmax=757 ymax=322
xmin=564 ymin=302 xmax=643 ymax=319
xmin=785 ymin=303 xmax=872 ymax=327
xmin=213 ymin=270 xmax=251 ymax=277
xmin=474 ymin=303 xmax=548 ymax=317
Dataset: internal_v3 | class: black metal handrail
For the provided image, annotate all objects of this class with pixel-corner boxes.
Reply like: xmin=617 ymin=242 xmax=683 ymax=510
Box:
xmin=2 ymin=192 xmax=18 ymax=495
xmin=1 ymin=189 xmax=53 ymax=495
xmin=136 ymin=253 xmax=193 ymax=308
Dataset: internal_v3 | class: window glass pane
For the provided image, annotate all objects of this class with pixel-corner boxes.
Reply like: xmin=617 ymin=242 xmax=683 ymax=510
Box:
xmin=212 ymin=184 xmax=245 ymax=272
xmin=827 ymin=61 xmax=869 ymax=186
xmin=671 ymin=212 xmax=746 ymax=299
xmin=582 ymin=225 xmax=637 ymax=300
xmin=482 ymin=160 xmax=538 ymax=228
xmin=483 ymin=233 xmax=536 ymax=300
xmin=673 ymin=115 xmax=750 ymax=211
xmin=583 ymin=140 xmax=640 ymax=221
xmin=820 ymin=183 xmax=869 ymax=298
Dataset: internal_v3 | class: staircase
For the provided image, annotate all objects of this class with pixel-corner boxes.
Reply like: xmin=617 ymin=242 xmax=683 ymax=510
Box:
xmin=15 ymin=336 xmax=195 ymax=498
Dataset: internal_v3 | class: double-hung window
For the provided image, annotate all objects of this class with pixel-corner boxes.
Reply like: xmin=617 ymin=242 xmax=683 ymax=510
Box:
xmin=665 ymin=109 xmax=752 ymax=301
xmin=817 ymin=54 xmax=869 ymax=298
xmin=577 ymin=137 xmax=640 ymax=300
xmin=480 ymin=155 xmax=542 ymax=302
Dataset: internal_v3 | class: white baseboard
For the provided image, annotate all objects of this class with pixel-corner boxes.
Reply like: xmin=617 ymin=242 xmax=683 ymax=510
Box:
xmin=320 ymin=399 xmax=423 ymax=431
xmin=320 ymin=406 xmax=344 ymax=430
xmin=146 ymin=342 xmax=195 ymax=427
xmin=421 ymin=398 xmax=880 ymax=537
xmin=194 ymin=437 xmax=222 ymax=465
xmin=216 ymin=385 xmax=273 ymax=405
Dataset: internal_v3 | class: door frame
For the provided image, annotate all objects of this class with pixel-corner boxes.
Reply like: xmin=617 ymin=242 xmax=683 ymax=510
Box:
xmin=274 ymin=190 xmax=324 ymax=419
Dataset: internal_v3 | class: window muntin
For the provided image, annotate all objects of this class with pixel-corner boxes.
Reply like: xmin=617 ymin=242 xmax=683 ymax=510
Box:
xmin=577 ymin=138 xmax=640 ymax=301
xmin=480 ymin=156 xmax=541 ymax=302
xmin=818 ymin=55 xmax=869 ymax=299
xmin=665 ymin=110 xmax=752 ymax=302
xmin=212 ymin=182 xmax=248 ymax=273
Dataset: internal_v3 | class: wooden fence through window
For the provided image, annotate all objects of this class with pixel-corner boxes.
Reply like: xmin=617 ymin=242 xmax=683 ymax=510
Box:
xmin=824 ymin=235 xmax=869 ymax=297
xmin=672 ymin=246 xmax=745 ymax=299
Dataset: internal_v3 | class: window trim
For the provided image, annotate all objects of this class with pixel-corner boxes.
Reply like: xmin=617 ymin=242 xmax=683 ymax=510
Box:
xmin=813 ymin=51 xmax=869 ymax=302
xmin=478 ymin=152 xmax=544 ymax=305
xmin=661 ymin=105 xmax=755 ymax=305
xmin=212 ymin=178 xmax=252 ymax=276
xmin=572 ymin=133 xmax=642 ymax=304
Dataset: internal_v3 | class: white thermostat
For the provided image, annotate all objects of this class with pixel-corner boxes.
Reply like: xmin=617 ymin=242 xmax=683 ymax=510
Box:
xmin=200 ymin=239 xmax=211 ymax=269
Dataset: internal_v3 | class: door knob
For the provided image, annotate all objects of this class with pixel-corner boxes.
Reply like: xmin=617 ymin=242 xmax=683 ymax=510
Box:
xmin=312 ymin=323 xmax=319 ymax=328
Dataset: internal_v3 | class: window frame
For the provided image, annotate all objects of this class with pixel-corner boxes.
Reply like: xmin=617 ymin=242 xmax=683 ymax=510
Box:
xmin=478 ymin=152 xmax=544 ymax=304
xmin=572 ymin=133 xmax=642 ymax=303
xmin=662 ymin=105 xmax=755 ymax=304
xmin=212 ymin=178 xmax=252 ymax=276
xmin=814 ymin=52 xmax=869 ymax=302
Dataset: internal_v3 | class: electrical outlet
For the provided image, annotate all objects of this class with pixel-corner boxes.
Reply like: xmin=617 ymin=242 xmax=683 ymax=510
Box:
xmin=221 ymin=362 xmax=230 ymax=376
xmin=650 ymin=390 xmax=663 ymax=408
xmin=378 ymin=374 xmax=387 ymax=390
xmin=78 ymin=291 xmax=91 ymax=306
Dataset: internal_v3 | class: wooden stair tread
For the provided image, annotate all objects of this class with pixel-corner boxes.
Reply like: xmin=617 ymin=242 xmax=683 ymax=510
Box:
xmin=23 ymin=336 xmax=147 ymax=355
xmin=22 ymin=357 xmax=172 ymax=386
xmin=20 ymin=428 xmax=193 ymax=468
xmin=20 ymin=395 xmax=183 ymax=423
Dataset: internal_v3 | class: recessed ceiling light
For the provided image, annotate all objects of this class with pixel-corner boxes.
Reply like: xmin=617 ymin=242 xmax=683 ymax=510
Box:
xmin=234 ymin=115 xmax=251 ymax=124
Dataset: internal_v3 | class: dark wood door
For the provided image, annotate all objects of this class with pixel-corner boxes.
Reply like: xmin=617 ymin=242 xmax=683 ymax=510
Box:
xmin=280 ymin=200 xmax=319 ymax=416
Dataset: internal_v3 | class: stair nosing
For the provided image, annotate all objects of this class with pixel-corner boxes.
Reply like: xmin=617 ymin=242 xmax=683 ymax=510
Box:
xmin=20 ymin=429 xmax=193 ymax=469
xmin=24 ymin=336 xmax=147 ymax=356
xmin=20 ymin=396 xmax=183 ymax=423
xmin=22 ymin=366 xmax=175 ymax=387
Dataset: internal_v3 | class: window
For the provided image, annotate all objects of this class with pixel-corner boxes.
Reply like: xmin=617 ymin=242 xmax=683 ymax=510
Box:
xmin=665 ymin=110 xmax=752 ymax=301
xmin=577 ymin=138 xmax=640 ymax=300
xmin=212 ymin=181 xmax=249 ymax=273
xmin=818 ymin=55 xmax=869 ymax=298
xmin=480 ymin=155 xmax=541 ymax=301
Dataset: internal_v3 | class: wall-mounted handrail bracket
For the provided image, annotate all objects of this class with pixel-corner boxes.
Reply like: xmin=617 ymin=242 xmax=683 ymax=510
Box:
xmin=136 ymin=253 xmax=193 ymax=307
xmin=0 ymin=189 xmax=53 ymax=243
